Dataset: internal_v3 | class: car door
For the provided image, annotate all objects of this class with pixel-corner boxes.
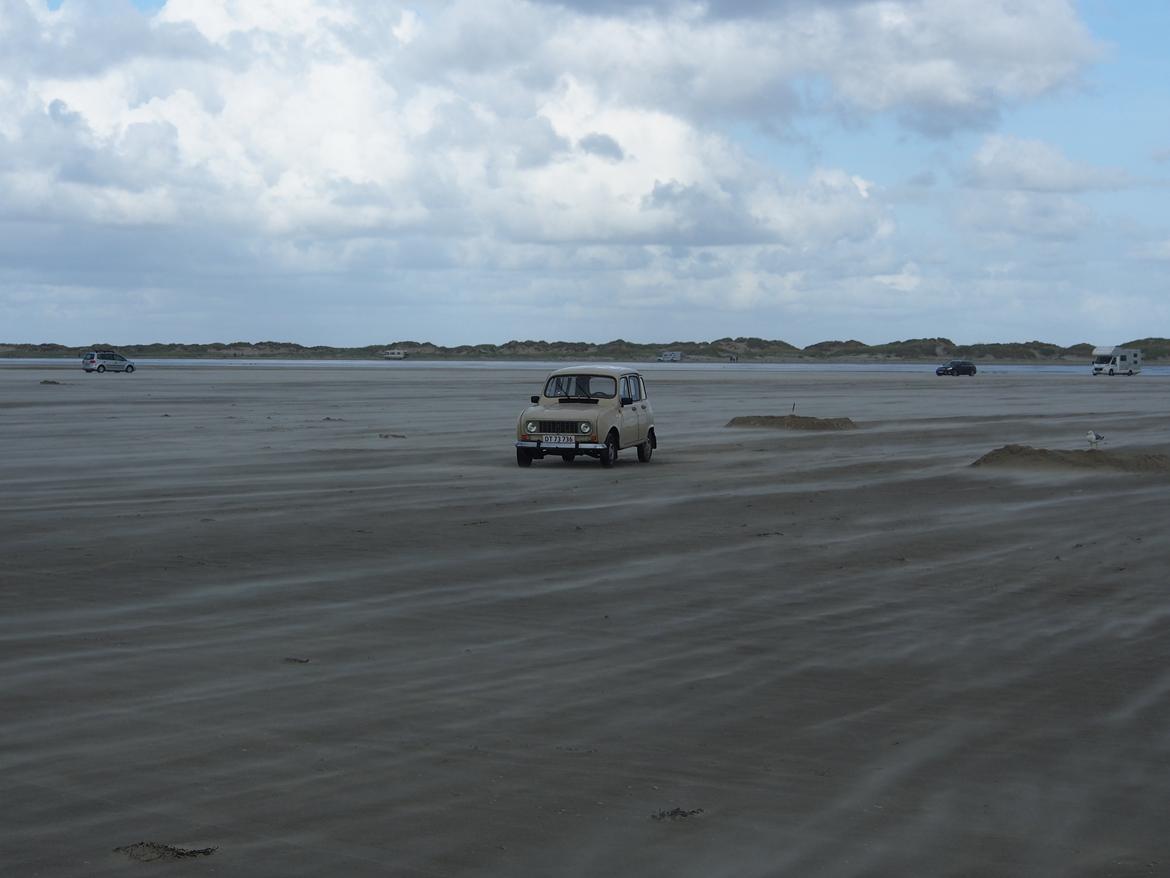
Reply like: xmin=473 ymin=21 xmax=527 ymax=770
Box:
xmin=617 ymin=376 xmax=641 ymax=448
xmin=637 ymin=376 xmax=653 ymax=438
xmin=624 ymin=374 xmax=651 ymax=444
xmin=628 ymin=374 xmax=649 ymax=443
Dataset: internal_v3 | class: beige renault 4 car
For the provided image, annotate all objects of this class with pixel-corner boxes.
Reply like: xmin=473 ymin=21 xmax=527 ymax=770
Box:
xmin=516 ymin=365 xmax=657 ymax=467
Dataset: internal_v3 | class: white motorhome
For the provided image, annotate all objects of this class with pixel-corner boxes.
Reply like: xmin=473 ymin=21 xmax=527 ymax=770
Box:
xmin=381 ymin=349 xmax=407 ymax=360
xmin=656 ymin=351 xmax=682 ymax=362
xmin=1091 ymin=346 xmax=1141 ymax=376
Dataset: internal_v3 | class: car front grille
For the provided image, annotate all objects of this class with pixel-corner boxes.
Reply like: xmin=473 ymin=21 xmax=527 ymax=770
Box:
xmin=538 ymin=420 xmax=582 ymax=433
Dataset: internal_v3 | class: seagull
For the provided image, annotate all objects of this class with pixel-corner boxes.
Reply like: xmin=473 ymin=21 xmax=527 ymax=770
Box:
xmin=1086 ymin=430 xmax=1105 ymax=448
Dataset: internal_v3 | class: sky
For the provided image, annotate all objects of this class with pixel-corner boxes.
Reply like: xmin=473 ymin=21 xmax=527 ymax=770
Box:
xmin=1 ymin=0 xmax=1167 ymax=347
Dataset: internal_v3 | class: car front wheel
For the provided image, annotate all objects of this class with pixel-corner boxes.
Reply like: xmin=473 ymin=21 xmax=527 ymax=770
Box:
xmin=516 ymin=448 xmax=534 ymax=467
xmin=600 ymin=432 xmax=618 ymax=468
xmin=125 ymin=365 xmax=135 ymax=373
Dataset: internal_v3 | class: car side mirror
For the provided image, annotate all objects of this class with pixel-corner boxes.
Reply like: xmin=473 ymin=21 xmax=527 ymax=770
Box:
xmin=621 ymin=396 xmax=633 ymax=406
xmin=531 ymin=395 xmax=539 ymax=404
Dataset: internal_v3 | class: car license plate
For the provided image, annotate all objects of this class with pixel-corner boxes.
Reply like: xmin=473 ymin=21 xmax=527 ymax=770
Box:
xmin=541 ymin=434 xmax=575 ymax=447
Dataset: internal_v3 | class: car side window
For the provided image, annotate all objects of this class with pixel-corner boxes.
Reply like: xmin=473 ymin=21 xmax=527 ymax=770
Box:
xmin=619 ymin=376 xmax=630 ymax=400
xmin=638 ymin=377 xmax=649 ymax=400
xmin=628 ymin=377 xmax=642 ymax=402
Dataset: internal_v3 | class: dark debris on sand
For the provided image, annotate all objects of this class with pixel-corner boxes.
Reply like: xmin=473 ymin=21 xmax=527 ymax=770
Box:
xmin=114 ymin=841 xmax=218 ymax=862
xmin=651 ymin=807 xmax=705 ymax=821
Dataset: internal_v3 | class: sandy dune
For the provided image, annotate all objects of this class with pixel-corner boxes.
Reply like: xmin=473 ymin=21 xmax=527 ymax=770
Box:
xmin=2 ymin=364 xmax=1169 ymax=877
xmin=974 ymin=443 xmax=1170 ymax=473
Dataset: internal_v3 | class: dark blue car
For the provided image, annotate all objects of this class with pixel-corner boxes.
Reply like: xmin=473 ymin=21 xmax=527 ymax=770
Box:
xmin=936 ymin=360 xmax=976 ymax=376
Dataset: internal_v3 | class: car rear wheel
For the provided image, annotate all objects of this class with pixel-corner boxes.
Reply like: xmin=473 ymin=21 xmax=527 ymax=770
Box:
xmin=637 ymin=438 xmax=653 ymax=462
xmin=600 ymin=432 xmax=618 ymax=468
xmin=96 ymin=365 xmax=105 ymax=373
xmin=561 ymin=453 xmax=576 ymax=463
xmin=516 ymin=448 xmax=534 ymax=467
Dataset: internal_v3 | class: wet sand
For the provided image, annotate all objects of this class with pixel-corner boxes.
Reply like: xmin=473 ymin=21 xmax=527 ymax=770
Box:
xmin=3 ymin=364 xmax=1169 ymax=877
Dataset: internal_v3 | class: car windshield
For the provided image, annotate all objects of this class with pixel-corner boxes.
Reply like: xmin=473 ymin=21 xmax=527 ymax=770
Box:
xmin=1093 ymin=355 xmax=1113 ymax=364
xmin=544 ymin=374 xmax=616 ymax=399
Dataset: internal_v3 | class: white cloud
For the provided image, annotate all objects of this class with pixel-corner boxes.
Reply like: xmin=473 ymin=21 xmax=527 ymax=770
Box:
xmin=156 ymin=0 xmax=357 ymax=45
xmin=392 ymin=10 xmax=421 ymax=46
xmin=1 ymin=0 xmax=1156 ymax=348
xmin=875 ymin=262 xmax=921 ymax=293
xmin=1129 ymin=239 xmax=1170 ymax=261
xmin=825 ymin=0 xmax=1098 ymax=124
xmin=534 ymin=0 xmax=1098 ymax=129
xmin=4 ymin=0 xmax=1098 ymax=249
xmin=957 ymin=190 xmax=1092 ymax=242
xmin=968 ymin=135 xmax=1129 ymax=192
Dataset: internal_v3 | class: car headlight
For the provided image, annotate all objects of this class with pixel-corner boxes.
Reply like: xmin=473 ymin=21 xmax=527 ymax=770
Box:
xmin=579 ymin=422 xmax=591 ymax=434
xmin=525 ymin=421 xmax=538 ymax=433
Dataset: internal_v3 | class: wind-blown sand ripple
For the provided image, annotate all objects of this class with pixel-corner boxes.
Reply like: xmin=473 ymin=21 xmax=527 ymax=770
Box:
xmin=725 ymin=414 xmax=857 ymax=430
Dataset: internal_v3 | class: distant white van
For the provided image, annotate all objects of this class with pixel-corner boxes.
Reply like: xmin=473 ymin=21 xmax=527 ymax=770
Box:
xmin=381 ymin=349 xmax=407 ymax=360
xmin=656 ymin=351 xmax=682 ymax=362
xmin=1091 ymin=346 xmax=1141 ymax=376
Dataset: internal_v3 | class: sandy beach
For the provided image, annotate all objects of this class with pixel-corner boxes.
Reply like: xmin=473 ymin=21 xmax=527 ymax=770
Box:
xmin=3 ymin=363 xmax=1169 ymax=877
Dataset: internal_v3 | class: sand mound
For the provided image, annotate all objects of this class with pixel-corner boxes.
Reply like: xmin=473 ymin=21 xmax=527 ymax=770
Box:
xmin=726 ymin=414 xmax=857 ymax=430
xmin=972 ymin=444 xmax=1170 ymax=474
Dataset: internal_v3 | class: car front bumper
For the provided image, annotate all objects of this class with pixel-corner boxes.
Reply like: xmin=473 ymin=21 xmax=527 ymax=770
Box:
xmin=516 ymin=440 xmax=606 ymax=452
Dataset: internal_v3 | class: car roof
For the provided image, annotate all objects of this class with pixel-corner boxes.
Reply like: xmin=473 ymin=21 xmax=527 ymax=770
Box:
xmin=547 ymin=364 xmax=641 ymax=378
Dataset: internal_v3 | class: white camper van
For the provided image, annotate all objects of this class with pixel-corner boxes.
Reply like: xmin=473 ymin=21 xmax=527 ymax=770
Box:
xmin=1091 ymin=346 xmax=1141 ymax=376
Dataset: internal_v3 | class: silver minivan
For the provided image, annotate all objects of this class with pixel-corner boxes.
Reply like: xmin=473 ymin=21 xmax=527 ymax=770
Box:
xmin=82 ymin=351 xmax=136 ymax=373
